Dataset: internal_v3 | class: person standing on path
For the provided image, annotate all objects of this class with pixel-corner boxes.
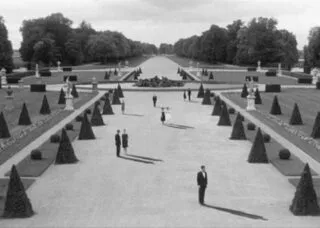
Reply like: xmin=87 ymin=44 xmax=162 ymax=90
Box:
xmin=121 ymin=100 xmax=125 ymax=114
xmin=197 ymin=165 xmax=208 ymax=205
xmin=122 ymin=129 xmax=128 ymax=154
xmin=153 ymin=94 xmax=157 ymax=107
xmin=161 ymin=107 xmax=166 ymax=124
xmin=115 ymin=130 xmax=121 ymax=157
xmin=183 ymin=90 xmax=187 ymax=101
xmin=188 ymin=88 xmax=192 ymax=101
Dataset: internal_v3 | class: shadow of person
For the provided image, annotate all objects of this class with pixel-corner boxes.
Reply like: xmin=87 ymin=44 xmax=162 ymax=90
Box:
xmin=203 ymin=204 xmax=268 ymax=221
xmin=164 ymin=123 xmax=195 ymax=129
xmin=126 ymin=154 xmax=163 ymax=162
xmin=119 ymin=155 xmax=154 ymax=164
xmin=123 ymin=113 xmax=144 ymax=117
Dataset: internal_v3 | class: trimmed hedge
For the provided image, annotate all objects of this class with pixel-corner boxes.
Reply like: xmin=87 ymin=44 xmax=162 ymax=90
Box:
xmin=63 ymin=75 xmax=77 ymax=82
xmin=85 ymin=108 xmax=92 ymax=114
xmin=228 ymin=107 xmax=235 ymax=114
xmin=39 ymin=71 xmax=51 ymax=77
xmin=65 ymin=123 xmax=74 ymax=131
xmin=297 ymin=78 xmax=312 ymax=84
xmin=247 ymin=122 xmax=256 ymax=130
xmin=282 ymin=71 xmax=312 ymax=80
xmin=279 ymin=149 xmax=291 ymax=160
xmin=50 ymin=134 xmax=60 ymax=143
xmin=263 ymin=133 xmax=271 ymax=143
xmin=245 ymin=76 xmax=259 ymax=82
xmin=30 ymin=84 xmax=46 ymax=92
xmin=30 ymin=149 xmax=42 ymax=160
xmin=7 ymin=71 xmax=35 ymax=79
xmin=265 ymin=70 xmax=277 ymax=76
xmin=247 ymin=67 xmax=257 ymax=72
xmin=6 ymin=77 xmax=20 ymax=84
xmin=62 ymin=67 xmax=72 ymax=72
xmin=265 ymin=84 xmax=281 ymax=92
xmin=75 ymin=115 xmax=83 ymax=122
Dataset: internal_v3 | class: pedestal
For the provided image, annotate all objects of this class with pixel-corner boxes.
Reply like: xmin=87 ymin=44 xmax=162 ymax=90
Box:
xmin=1 ymin=76 xmax=7 ymax=86
xmin=64 ymin=95 xmax=74 ymax=110
xmin=92 ymin=83 xmax=98 ymax=92
xmin=18 ymin=80 xmax=24 ymax=89
xmin=196 ymin=71 xmax=200 ymax=77
xmin=313 ymin=76 xmax=318 ymax=85
xmin=246 ymin=94 xmax=256 ymax=111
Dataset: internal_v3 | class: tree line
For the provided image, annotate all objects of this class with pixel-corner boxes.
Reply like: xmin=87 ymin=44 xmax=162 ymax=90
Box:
xmin=172 ymin=17 xmax=299 ymax=69
xmin=18 ymin=13 xmax=157 ymax=67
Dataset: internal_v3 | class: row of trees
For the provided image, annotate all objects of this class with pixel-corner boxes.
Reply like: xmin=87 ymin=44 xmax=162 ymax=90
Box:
xmin=19 ymin=13 xmax=157 ymax=66
xmin=158 ymin=43 xmax=174 ymax=54
xmin=173 ymin=18 xmax=299 ymax=69
xmin=304 ymin=27 xmax=320 ymax=70
xmin=0 ymin=16 xmax=13 ymax=72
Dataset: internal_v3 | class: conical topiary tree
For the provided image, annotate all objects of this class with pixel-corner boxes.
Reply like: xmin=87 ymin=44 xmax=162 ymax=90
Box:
xmin=311 ymin=112 xmax=320 ymax=138
xmin=71 ymin=84 xmax=79 ymax=98
xmin=78 ymin=113 xmax=96 ymax=140
xmin=270 ymin=95 xmax=282 ymax=115
xmin=112 ymin=89 xmax=121 ymax=105
xmin=0 ymin=112 xmax=10 ymax=138
xmin=202 ymin=89 xmax=212 ymax=105
xmin=102 ymin=97 xmax=114 ymax=115
xmin=240 ymin=83 xmax=248 ymax=98
xmin=212 ymin=97 xmax=222 ymax=116
xmin=289 ymin=103 xmax=303 ymax=125
xmin=18 ymin=103 xmax=32 ymax=125
xmin=55 ymin=128 xmax=78 ymax=164
xmin=217 ymin=103 xmax=231 ymax=126
xmin=91 ymin=103 xmax=105 ymax=126
xmin=2 ymin=165 xmax=34 ymax=218
xmin=177 ymin=68 xmax=180 ymax=74
xmin=254 ymin=88 xmax=262 ymax=104
xmin=58 ymin=88 xmax=66 ymax=104
xmin=39 ymin=94 xmax=51 ymax=115
xmin=247 ymin=128 xmax=269 ymax=163
xmin=117 ymin=83 xmax=124 ymax=98
xmin=230 ymin=118 xmax=246 ymax=140
xmin=290 ymin=163 xmax=320 ymax=215
xmin=197 ymin=83 xmax=205 ymax=98
xmin=235 ymin=112 xmax=244 ymax=122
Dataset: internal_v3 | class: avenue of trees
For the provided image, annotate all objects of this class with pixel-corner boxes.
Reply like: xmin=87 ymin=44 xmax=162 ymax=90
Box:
xmin=173 ymin=17 xmax=299 ymax=69
xmin=304 ymin=27 xmax=320 ymax=70
xmin=0 ymin=16 xmax=14 ymax=72
xmin=159 ymin=43 xmax=174 ymax=54
xmin=19 ymin=13 xmax=157 ymax=66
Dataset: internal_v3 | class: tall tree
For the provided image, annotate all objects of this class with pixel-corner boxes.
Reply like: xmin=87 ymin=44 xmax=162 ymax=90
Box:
xmin=0 ymin=16 xmax=13 ymax=72
xmin=306 ymin=27 xmax=320 ymax=68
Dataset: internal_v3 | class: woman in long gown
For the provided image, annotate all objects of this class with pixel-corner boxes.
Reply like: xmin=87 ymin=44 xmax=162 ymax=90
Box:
xmin=161 ymin=107 xmax=166 ymax=124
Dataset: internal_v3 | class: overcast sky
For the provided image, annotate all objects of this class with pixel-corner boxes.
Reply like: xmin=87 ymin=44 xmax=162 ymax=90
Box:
xmin=2 ymin=0 xmax=319 ymax=50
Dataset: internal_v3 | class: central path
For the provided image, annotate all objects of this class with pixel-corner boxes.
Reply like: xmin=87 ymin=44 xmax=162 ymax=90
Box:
xmin=139 ymin=56 xmax=181 ymax=80
xmin=2 ymin=92 xmax=319 ymax=228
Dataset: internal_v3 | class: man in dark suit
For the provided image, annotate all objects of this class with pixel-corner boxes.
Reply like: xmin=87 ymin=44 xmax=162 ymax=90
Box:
xmin=197 ymin=165 xmax=207 ymax=205
xmin=115 ymin=130 xmax=121 ymax=157
xmin=152 ymin=94 xmax=157 ymax=107
xmin=188 ymin=88 xmax=191 ymax=101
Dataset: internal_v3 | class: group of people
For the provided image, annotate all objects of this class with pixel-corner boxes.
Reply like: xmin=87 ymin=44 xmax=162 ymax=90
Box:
xmin=114 ymin=89 xmax=209 ymax=206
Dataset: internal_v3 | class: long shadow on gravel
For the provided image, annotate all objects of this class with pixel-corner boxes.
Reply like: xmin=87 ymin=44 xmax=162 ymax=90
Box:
xmin=164 ymin=123 xmax=195 ymax=129
xmin=119 ymin=155 xmax=154 ymax=164
xmin=203 ymin=204 xmax=268 ymax=221
xmin=126 ymin=154 xmax=163 ymax=162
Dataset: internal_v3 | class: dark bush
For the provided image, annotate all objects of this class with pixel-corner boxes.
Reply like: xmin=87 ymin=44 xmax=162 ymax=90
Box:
xmin=247 ymin=67 xmax=257 ymax=72
xmin=85 ymin=108 xmax=92 ymax=114
xmin=247 ymin=122 xmax=256 ymax=130
xmin=75 ymin=115 xmax=83 ymax=122
xmin=65 ymin=123 xmax=74 ymax=131
xmin=265 ymin=84 xmax=281 ymax=92
xmin=7 ymin=71 xmax=35 ymax=79
xmin=316 ymin=82 xmax=320 ymax=89
xmin=30 ymin=84 xmax=46 ymax=92
xmin=245 ymin=76 xmax=259 ymax=82
xmin=263 ymin=133 xmax=271 ymax=143
xmin=63 ymin=75 xmax=77 ymax=82
xmin=297 ymin=78 xmax=312 ymax=84
xmin=30 ymin=149 xmax=42 ymax=160
xmin=6 ymin=77 xmax=20 ymax=84
xmin=40 ymin=71 xmax=51 ymax=77
xmin=228 ymin=107 xmax=235 ymax=114
xmin=265 ymin=70 xmax=277 ymax=76
xmin=279 ymin=148 xmax=291 ymax=160
xmin=50 ymin=134 xmax=60 ymax=143
xmin=62 ymin=67 xmax=72 ymax=72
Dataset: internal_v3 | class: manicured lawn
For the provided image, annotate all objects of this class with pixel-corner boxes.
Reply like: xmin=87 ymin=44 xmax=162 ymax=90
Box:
xmin=0 ymin=88 xmax=97 ymax=166
xmin=222 ymin=88 xmax=320 ymax=166
xmin=190 ymin=71 xmax=298 ymax=85
xmin=220 ymin=102 xmax=317 ymax=176
xmin=22 ymin=71 xmax=128 ymax=85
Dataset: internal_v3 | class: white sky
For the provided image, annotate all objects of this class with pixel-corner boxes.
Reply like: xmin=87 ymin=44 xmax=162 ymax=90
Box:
xmin=2 ymin=0 xmax=320 ymax=50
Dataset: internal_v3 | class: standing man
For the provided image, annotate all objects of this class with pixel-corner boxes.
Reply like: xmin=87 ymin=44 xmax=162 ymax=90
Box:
xmin=152 ymin=94 xmax=157 ymax=107
xmin=197 ymin=165 xmax=208 ymax=205
xmin=188 ymin=88 xmax=192 ymax=101
xmin=115 ymin=130 xmax=121 ymax=157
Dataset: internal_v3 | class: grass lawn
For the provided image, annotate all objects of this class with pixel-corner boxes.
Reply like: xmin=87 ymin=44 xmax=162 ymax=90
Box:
xmin=190 ymin=71 xmax=298 ymax=85
xmin=222 ymin=88 xmax=320 ymax=166
xmin=0 ymin=88 xmax=97 ymax=167
xmin=5 ymin=99 xmax=102 ymax=178
xmin=220 ymin=103 xmax=317 ymax=177
xmin=22 ymin=71 xmax=129 ymax=85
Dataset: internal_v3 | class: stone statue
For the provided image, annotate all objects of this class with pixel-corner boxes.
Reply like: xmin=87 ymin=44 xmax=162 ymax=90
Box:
xmin=66 ymin=77 xmax=72 ymax=96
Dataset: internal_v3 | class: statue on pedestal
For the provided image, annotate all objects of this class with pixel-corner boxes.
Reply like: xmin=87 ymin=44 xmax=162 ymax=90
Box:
xmin=257 ymin=60 xmax=261 ymax=72
xmin=246 ymin=77 xmax=256 ymax=111
xmin=278 ymin=63 xmax=282 ymax=76
xmin=64 ymin=78 xmax=74 ymax=111
xmin=35 ymin=64 xmax=40 ymax=77
xmin=57 ymin=61 xmax=62 ymax=72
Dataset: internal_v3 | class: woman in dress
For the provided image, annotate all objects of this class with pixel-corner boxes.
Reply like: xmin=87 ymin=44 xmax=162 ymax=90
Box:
xmin=161 ymin=107 xmax=166 ymax=124
xmin=121 ymin=100 xmax=125 ymax=114
xmin=183 ymin=90 xmax=187 ymax=101
xmin=122 ymin=129 xmax=128 ymax=154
